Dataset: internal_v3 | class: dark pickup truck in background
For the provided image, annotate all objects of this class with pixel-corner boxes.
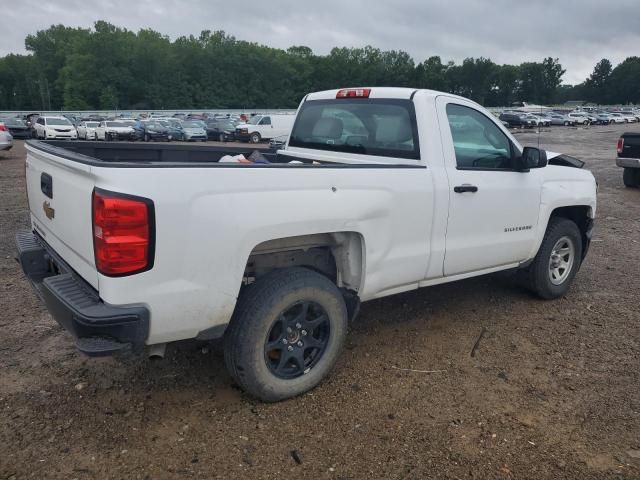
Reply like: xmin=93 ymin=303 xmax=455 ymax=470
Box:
xmin=617 ymin=133 xmax=640 ymax=187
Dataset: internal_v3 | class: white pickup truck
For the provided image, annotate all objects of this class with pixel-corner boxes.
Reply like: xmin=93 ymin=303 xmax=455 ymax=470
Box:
xmin=16 ymin=87 xmax=596 ymax=402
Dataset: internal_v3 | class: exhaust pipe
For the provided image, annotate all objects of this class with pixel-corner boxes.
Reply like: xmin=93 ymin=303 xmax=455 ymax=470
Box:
xmin=148 ymin=343 xmax=167 ymax=359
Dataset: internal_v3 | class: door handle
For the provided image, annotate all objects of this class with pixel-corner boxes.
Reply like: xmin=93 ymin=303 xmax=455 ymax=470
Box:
xmin=454 ymin=184 xmax=478 ymax=193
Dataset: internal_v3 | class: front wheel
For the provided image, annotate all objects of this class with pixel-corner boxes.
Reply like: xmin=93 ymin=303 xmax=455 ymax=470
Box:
xmin=623 ymin=167 xmax=640 ymax=188
xmin=250 ymin=132 xmax=261 ymax=144
xmin=224 ymin=267 xmax=348 ymax=402
xmin=522 ymin=218 xmax=583 ymax=299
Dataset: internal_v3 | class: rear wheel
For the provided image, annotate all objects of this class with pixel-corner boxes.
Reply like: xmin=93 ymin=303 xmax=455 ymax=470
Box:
xmin=563 ymin=121 xmax=569 ymax=126
xmin=623 ymin=168 xmax=640 ymax=188
xmin=521 ymin=217 xmax=583 ymax=300
xmin=224 ymin=267 xmax=348 ymax=402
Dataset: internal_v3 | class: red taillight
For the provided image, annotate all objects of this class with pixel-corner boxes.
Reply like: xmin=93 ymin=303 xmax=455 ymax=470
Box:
xmin=92 ymin=190 xmax=154 ymax=276
xmin=0 ymin=123 xmax=7 ymax=132
xmin=336 ymin=88 xmax=371 ymax=99
xmin=617 ymin=137 xmax=624 ymax=155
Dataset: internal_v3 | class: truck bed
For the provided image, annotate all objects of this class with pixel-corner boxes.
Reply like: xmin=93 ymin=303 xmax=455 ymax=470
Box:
xmin=30 ymin=140 xmax=280 ymax=166
xmin=619 ymin=132 xmax=640 ymax=159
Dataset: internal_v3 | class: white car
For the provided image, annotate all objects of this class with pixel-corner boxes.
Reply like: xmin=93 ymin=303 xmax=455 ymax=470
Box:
xmin=567 ymin=113 xmax=591 ymax=125
xmin=95 ymin=121 xmax=135 ymax=141
xmin=608 ymin=113 xmax=628 ymax=124
xmin=76 ymin=121 xmax=100 ymax=140
xmin=33 ymin=116 xmax=77 ymax=140
xmin=616 ymin=112 xmax=638 ymax=123
xmin=17 ymin=87 xmax=597 ymax=402
xmin=235 ymin=114 xmax=295 ymax=143
xmin=0 ymin=123 xmax=13 ymax=150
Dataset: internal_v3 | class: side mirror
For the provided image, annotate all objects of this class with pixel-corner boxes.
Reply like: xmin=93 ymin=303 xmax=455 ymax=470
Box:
xmin=518 ymin=146 xmax=548 ymax=171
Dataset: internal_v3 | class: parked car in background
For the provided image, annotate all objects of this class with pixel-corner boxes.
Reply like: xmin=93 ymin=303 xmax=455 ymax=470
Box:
xmin=269 ymin=134 xmax=288 ymax=149
xmin=593 ymin=113 xmax=612 ymax=125
xmin=548 ymin=113 xmax=574 ymax=126
xmin=532 ymin=113 xmax=553 ymax=126
xmin=235 ymin=114 xmax=296 ymax=143
xmin=568 ymin=113 xmax=591 ymax=125
xmin=133 ymin=120 xmax=170 ymax=141
xmin=206 ymin=119 xmax=237 ymax=142
xmin=33 ymin=116 xmax=78 ymax=140
xmin=96 ymin=121 xmax=135 ymax=141
xmin=616 ymin=112 xmax=638 ymax=123
xmin=157 ymin=119 xmax=185 ymax=141
xmin=0 ymin=117 xmax=32 ymax=139
xmin=498 ymin=112 xmax=535 ymax=128
xmin=180 ymin=120 xmax=208 ymax=141
xmin=77 ymin=121 xmax=100 ymax=140
xmin=0 ymin=122 xmax=13 ymax=150
xmin=524 ymin=114 xmax=550 ymax=127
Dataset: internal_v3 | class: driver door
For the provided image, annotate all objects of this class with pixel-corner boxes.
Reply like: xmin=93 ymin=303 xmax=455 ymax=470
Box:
xmin=436 ymin=96 xmax=542 ymax=276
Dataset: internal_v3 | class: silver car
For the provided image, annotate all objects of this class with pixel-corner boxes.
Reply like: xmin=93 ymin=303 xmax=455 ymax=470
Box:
xmin=0 ymin=123 xmax=13 ymax=151
xmin=548 ymin=113 xmax=575 ymax=126
xmin=181 ymin=120 xmax=208 ymax=141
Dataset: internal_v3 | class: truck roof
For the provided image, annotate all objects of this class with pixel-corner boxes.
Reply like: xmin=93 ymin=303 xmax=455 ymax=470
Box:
xmin=305 ymin=87 xmax=455 ymax=102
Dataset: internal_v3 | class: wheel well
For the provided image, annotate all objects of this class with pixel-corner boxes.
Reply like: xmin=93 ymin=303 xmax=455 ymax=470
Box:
xmin=549 ymin=206 xmax=593 ymax=257
xmin=243 ymin=233 xmax=364 ymax=293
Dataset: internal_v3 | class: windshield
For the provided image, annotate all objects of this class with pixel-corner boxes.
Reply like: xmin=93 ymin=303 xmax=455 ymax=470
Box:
xmin=183 ymin=121 xmax=202 ymax=128
xmin=289 ymin=99 xmax=419 ymax=160
xmin=145 ymin=121 xmax=162 ymax=128
xmin=46 ymin=118 xmax=72 ymax=126
xmin=86 ymin=122 xmax=99 ymax=127
xmin=106 ymin=121 xmax=125 ymax=127
xmin=120 ymin=120 xmax=136 ymax=126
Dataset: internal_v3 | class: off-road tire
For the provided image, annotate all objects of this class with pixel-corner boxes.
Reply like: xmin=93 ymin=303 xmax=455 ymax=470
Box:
xmin=224 ymin=267 xmax=348 ymax=402
xmin=522 ymin=217 xmax=583 ymax=300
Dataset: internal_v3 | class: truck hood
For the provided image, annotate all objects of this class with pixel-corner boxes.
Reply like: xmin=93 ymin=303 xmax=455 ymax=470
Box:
xmin=546 ymin=151 xmax=585 ymax=169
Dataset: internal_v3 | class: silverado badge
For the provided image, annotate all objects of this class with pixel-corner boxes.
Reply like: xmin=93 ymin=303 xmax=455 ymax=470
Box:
xmin=43 ymin=201 xmax=55 ymax=220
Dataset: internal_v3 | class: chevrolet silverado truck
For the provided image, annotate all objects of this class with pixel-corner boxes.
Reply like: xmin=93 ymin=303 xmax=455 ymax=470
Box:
xmin=16 ymin=87 xmax=597 ymax=402
xmin=617 ymin=132 xmax=640 ymax=187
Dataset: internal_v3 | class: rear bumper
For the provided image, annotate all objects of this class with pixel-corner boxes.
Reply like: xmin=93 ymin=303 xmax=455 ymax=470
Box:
xmin=15 ymin=231 xmax=149 ymax=356
xmin=616 ymin=157 xmax=640 ymax=169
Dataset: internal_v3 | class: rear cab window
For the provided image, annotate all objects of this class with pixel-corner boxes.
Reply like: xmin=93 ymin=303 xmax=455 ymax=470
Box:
xmin=289 ymin=99 xmax=420 ymax=160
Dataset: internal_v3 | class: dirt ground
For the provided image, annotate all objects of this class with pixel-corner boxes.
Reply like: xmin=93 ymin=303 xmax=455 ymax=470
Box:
xmin=1 ymin=126 xmax=639 ymax=479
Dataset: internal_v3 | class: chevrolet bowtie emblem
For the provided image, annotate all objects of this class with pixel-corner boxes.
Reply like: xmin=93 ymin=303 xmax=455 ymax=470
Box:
xmin=43 ymin=201 xmax=55 ymax=220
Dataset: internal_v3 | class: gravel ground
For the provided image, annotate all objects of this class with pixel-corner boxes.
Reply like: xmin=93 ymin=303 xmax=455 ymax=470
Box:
xmin=1 ymin=126 xmax=639 ymax=479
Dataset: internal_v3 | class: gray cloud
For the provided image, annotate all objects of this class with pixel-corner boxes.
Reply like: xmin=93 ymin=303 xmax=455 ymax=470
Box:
xmin=2 ymin=0 xmax=639 ymax=84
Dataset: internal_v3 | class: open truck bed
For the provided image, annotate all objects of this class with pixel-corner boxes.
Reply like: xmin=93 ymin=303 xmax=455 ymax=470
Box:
xmin=33 ymin=140 xmax=279 ymax=166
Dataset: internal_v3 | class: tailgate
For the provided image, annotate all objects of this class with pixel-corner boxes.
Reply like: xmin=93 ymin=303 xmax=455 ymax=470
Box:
xmin=621 ymin=134 xmax=640 ymax=158
xmin=25 ymin=143 xmax=99 ymax=289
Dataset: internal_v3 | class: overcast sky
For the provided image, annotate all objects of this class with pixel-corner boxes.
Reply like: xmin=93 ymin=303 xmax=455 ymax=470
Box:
xmin=1 ymin=0 xmax=639 ymax=84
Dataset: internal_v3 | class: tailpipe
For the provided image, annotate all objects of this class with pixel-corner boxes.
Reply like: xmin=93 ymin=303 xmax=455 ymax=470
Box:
xmin=148 ymin=343 xmax=167 ymax=359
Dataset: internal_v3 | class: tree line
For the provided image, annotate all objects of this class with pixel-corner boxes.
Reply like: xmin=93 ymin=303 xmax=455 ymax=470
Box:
xmin=0 ymin=22 xmax=637 ymax=111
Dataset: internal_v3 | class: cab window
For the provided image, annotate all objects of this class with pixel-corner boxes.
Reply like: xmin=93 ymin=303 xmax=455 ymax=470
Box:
xmin=260 ymin=116 xmax=271 ymax=126
xmin=446 ymin=104 xmax=513 ymax=170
